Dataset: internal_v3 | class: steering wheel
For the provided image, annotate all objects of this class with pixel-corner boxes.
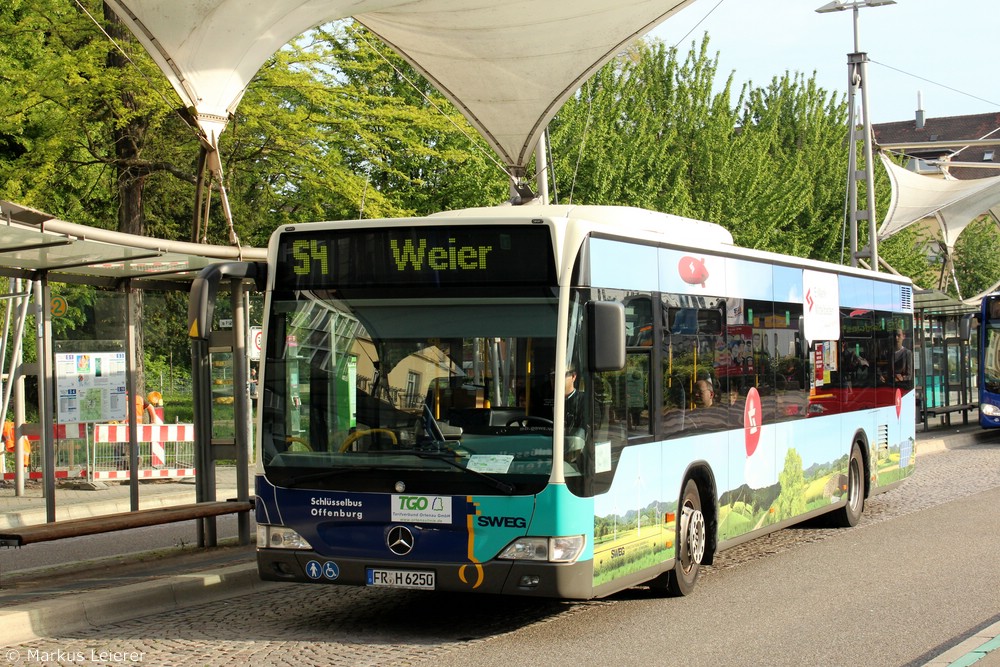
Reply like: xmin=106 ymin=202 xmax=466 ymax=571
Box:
xmin=286 ymin=436 xmax=311 ymax=452
xmin=339 ymin=428 xmax=399 ymax=453
xmin=505 ymin=416 xmax=554 ymax=428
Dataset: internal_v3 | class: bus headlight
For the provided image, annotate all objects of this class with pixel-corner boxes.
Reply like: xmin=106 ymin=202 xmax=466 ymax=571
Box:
xmin=981 ymin=403 xmax=1000 ymax=417
xmin=258 ymin=525 xmax=312 ymax=550
xmin=497 ymin=535 xmax=585 ymax=563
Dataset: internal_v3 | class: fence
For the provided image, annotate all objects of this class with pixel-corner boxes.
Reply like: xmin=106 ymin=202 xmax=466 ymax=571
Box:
xmin=1 ymin=423 xmax=196 ymax=482
xmin=90 ymin=423 xmax=196 ymax=480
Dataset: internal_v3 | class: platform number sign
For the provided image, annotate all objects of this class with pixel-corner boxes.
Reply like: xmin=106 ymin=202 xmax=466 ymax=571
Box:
xmin=50 ymin=295 xmax=68 ymax=317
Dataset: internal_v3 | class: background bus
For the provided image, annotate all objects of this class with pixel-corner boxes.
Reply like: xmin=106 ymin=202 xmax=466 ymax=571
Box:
xmin=978 ymin=293 xmax=1000 ymax=427
xmin=250 ymin=204 xmax=916 ymax=599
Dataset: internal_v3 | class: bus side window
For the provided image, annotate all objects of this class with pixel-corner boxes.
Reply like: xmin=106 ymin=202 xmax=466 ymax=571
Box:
xmin=625 ymin=353 xmax=651 ymax=436
xmin=625 ymin=296 xmax=654 ymax=347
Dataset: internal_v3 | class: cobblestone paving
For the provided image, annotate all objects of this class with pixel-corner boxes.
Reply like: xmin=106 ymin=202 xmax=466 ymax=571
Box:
xmin=3 ymin=441 xmax=998 ymax=667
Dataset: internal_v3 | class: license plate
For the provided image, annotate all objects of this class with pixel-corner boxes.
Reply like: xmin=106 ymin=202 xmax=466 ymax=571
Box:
xmin=366 ymin=568 xmax=435 ymax=590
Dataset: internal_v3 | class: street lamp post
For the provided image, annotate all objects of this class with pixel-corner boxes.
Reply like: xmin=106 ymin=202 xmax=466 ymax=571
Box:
xmin=816 ymin=0 xmax=895 ymax=271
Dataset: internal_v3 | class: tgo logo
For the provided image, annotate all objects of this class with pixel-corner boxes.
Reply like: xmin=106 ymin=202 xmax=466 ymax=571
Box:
xmin=390 ymin=494 xmax=452 ymax=524
xmin=397 ymin=495 xmax=445 ymax=511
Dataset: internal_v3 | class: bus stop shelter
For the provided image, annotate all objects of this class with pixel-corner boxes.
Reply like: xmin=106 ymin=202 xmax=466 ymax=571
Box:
xmin=913 ymin=288 xmax=979 ymax=429
xmin=0 ymin=199 xmax=263 ymax=542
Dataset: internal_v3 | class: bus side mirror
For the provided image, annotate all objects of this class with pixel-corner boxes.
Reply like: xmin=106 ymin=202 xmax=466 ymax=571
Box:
xmin=188 ymin=261 xmax=267 ymax=340
xmin=587 ymin=301 xmax=625 ymax=372
xmin=960 ymin=313 xmax=974 ymax=342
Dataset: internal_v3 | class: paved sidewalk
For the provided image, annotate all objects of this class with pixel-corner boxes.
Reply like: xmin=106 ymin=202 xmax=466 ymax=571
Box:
xmin=1 ymin=426 xmax=999 ymax=664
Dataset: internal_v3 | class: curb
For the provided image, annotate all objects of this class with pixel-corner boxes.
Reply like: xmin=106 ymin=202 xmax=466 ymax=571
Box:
xmin=922 ymin=621 xmax=1000 ymax=666
xmin=0 ymin=562 xmax=272 ymax=647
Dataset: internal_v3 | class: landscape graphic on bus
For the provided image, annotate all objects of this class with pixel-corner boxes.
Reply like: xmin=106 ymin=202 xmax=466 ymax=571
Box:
xmin=591 ymin=403 xmax=914 ymax=587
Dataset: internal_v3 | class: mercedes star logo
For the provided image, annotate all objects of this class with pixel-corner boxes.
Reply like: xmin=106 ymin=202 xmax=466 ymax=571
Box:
xmin=387 ymin=526 xmax=414 ymax=556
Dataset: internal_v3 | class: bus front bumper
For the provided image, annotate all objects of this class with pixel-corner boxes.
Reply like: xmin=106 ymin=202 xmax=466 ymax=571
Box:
xmin=257 ymin=548 xmax=594 ymax=599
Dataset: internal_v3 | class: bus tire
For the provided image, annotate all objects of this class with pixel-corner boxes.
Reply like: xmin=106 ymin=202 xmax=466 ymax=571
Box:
xmin=830 ymin=442 xmax=865 ymax=528
xmin=651 ymin=477 xmax=705 ymax=596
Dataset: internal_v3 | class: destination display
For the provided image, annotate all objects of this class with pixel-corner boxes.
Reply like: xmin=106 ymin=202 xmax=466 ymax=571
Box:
xmin=275 ymin=225 xmax=556 ymax=289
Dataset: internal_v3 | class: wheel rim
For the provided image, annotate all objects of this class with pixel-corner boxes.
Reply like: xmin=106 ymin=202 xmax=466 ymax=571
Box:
xmin=680 ymin=504 xmax=706 ymax=570
xmin=847 ymin=452 xmax=861 ymax=513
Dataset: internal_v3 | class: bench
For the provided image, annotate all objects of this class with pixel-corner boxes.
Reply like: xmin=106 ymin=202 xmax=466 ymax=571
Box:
xmin=922 ymin=403 xmax=977 ymax=427
xmin=0 ymin=500 xmax=254 ymax=547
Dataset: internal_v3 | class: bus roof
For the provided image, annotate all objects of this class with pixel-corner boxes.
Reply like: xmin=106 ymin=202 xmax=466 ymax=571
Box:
xmin=432 ymin=205 xmax=911 ymax=287
xmin=273 ymin=203 xmax=912 ymax=288
xmin=430 ymin=204 xmax=735 ymax=247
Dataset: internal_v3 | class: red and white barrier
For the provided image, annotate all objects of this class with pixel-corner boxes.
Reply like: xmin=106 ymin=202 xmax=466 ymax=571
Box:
xmin=1 ymin=469 xmax=73 ymax=481
xmin=93 ymin=423 xmax=194 ymax=467
xmin=4 ymin=422 xmax=199 ymax=482
xmin=3 ymin=423 xmax=89 ymax=480
xmin=89 ymin=468 xmax=196 ymax=481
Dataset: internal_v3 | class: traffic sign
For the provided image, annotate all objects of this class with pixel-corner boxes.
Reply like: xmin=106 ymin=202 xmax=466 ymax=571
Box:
xmin=250 ymin=326 xmax=262 ymax=361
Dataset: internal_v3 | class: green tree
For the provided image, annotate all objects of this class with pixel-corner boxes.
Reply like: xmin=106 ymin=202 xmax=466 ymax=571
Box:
xmin=548 ymin=35 xmax=927 ymax=271
xmin=774 ymin=448 xmax=806 ymax=520
xmin=724 ymin=71 xmax=850 ymax=258
xmin=548 ymin=40 xmax=715 ymax=212
xmin=953 ymin=217 xmax=1000 ymax=298
xmin=217 ymin=22 xmax=508 ymax=248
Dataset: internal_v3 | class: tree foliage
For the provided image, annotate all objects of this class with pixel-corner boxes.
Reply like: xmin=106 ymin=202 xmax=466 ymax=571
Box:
xmin=222 ymin=23 xmax=507 ymax=247
xmin=549 ymin=37 xmax=861 ymax=262
xmin=954 ymin=217 xmax=1000 ymax=298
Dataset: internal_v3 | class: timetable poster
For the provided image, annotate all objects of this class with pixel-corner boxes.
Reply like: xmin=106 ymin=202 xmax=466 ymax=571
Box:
xmin=55 ymin=352 xmax=128 ymax=423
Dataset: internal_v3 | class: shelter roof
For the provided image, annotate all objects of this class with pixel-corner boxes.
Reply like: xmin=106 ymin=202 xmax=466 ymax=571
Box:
xmin=878 ymin=153 xmax=1000 ymax=252
xmin=104 ymin=0 xmax=695 ymax=171
xmin=913 ymin=288 xmax=978 ymax=315
xmin=0 ymin=200 xmax=265 ymax=290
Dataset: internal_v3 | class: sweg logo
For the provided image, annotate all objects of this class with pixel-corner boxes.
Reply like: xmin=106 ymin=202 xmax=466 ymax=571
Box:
xmin=397 ymin=496 xmax=446 ymax=511
xmin=476 ymin=515 xmax=527 ymax=528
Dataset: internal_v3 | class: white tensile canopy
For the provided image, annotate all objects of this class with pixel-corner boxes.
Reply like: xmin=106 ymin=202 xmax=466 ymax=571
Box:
xmin=878 ymin=153 xmax=1000 ymax=301
xmin=104 ymin=0 xmax=696 ymax=173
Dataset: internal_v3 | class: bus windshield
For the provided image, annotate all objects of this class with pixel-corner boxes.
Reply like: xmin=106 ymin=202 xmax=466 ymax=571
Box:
xmin=260 ymin=290 xmax=560 ymax=495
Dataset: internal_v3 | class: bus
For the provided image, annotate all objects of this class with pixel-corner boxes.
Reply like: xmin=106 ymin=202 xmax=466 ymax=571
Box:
xmin=978 ymin=293 xmax=1000 ymax=428
xmin=249 ymin=204 xmax=916 ymax=599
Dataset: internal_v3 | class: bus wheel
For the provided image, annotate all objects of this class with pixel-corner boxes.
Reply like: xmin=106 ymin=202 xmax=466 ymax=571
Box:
xmin=830 ymin=442 xmax=865 ymax=528
xmin=652 ymin=478 xmax=706 ymax=596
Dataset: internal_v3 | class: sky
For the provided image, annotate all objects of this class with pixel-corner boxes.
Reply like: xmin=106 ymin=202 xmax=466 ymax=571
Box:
xmin=648 ymin=0 xmax=1000 ymax=125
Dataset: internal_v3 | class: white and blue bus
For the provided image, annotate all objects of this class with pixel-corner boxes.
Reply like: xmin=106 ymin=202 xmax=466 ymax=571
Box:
xmin=251 ymin=205 xmax=916 ymax=598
